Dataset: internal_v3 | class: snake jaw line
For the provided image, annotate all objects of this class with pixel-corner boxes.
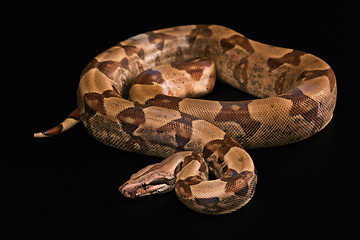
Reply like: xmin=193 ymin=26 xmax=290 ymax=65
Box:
xmin=119 ymin=180 xmax=173 ymax=198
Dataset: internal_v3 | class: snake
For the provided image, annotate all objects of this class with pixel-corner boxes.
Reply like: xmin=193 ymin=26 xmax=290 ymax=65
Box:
xmin=34 ymin=25 xmax=337 ymax=214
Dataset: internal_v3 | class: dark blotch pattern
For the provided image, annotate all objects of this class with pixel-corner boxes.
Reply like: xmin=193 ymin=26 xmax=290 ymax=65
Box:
xmin=233 ymin=58 xmax=248 ymax=87
xmin=145 ymin=94 xmax=182 ymax=111
xmin=203 ymin=135 xmax=243 ymax=161
xmin=146 ymin=32 xmax=177 ymax=50
xmin=267 ymin=50 xmax=305 ymax=72
xmin=220 ymin=34 xmax=254 ymax=53
xmin=296 ymin=68 xmax=336 ymax=92
xmin=214 ymin=101 xmax=261 ymax=139
xmin=280 ymin=88 xmax=325 ymax=133
xmin=117 ymin=43 xmax=145 ymax=59
xmin=185 ymin=24 xmax=212 ymax=46
xmin=175 ymin=176 xmax=203 ymax=198
xmin=221 ymin=170 xmax=254 ymax=196
xmin=80 ymin=58 xmax=129 ymax=80
xmin=133 ymin=69 xmax=165 ymax=85
xmin=157 ymin=112 xmax=197 ymax=148
xmin=116 ymin=107 xmax=146 ymax=135
xmin=171 ymin=58 xmax=212 ymax=81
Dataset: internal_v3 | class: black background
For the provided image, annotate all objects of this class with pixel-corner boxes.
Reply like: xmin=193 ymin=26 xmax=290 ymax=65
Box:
xmin=7 ymin=2 xmax=357 ymax=239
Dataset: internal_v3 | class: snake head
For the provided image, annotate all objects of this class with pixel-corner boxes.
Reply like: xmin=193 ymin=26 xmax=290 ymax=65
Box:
xmin=119 ymin=163 xmax=177 ymax=198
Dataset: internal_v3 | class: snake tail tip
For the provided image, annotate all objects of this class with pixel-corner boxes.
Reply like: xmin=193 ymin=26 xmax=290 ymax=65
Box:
xmin=33 ymin=124 xmax=64 ymax=138
xmin=33 ymin=132 xmax=48 ymax=138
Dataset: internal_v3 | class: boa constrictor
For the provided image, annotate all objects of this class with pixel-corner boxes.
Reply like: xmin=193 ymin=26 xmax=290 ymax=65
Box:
xmin=34 ymin=25 xmax=337 ymax=214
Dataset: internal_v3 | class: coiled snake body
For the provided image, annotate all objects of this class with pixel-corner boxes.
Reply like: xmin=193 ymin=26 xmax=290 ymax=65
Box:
xmin=34 ymin=25 xmax=337 ymax=214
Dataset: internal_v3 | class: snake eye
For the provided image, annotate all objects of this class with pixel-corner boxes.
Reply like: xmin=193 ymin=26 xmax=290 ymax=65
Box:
xmin=142 ymin=182 xmax=147 ymax=189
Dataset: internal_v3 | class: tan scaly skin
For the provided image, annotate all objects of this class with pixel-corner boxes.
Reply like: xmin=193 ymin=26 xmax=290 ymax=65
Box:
xmin=34 ymin=25 xmax=336 ymax=214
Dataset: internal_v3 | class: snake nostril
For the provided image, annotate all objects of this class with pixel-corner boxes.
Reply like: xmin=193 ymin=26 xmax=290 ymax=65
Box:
xmin=120 ymin=188 xmax=135 ymax=198
xmin=119 ymin=181 xmax=143 ymax=198
xmin=119 ymin=183 xmax=131 ymax=197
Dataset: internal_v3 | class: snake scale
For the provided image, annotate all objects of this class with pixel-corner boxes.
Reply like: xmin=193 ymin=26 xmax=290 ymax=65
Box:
xmin=34 ymin=25 xmax=337 ymax=214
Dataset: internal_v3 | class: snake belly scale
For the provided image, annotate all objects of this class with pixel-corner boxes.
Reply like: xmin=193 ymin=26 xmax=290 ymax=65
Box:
xmin=34 ymin=25 xmax=336 ymax=214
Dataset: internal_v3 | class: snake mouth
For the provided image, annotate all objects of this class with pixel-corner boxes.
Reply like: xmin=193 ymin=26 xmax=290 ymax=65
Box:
xmin=119 ymin=181 xmax=172 ymax=198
